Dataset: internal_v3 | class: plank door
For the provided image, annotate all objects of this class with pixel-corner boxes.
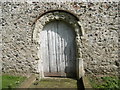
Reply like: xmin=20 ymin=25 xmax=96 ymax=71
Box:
xmin=40 ymin=20 xmax=76 ymax=78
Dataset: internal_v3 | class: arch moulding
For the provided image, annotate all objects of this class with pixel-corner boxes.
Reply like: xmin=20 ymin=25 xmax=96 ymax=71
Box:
xmin=33 ymin=10 xmax=85 ymax=79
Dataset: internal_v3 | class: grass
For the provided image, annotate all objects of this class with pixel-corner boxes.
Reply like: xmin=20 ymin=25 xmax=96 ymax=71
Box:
xmin=1 ymin=75 xmax=26 ymax=88
xmin=30 ymin=78 xmax=77 ymax=88
xmin=88 ymin=75 xmax=120 ymax=89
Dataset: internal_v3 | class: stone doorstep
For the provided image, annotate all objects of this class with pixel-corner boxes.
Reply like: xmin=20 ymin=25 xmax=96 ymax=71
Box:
xmin=82 ymin=76 xmax=92 ymax=89
xmin=42 ymin=77 xmax=72 ymax=79
xmin=19 ymin=74 xmax=36 ymax=88
xmin=30 ymin=77 xmax=79 ymax=88
xmin=19 ymin=75 xmax=92 ymax=88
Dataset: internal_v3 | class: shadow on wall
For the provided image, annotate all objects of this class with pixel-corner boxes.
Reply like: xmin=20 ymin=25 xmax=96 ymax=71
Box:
xmin=77 ymin=78 xmax=85 ymax=90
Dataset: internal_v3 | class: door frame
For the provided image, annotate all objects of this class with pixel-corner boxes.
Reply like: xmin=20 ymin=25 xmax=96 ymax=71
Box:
xmin=32 ymin=10 xmax=85 ymax=79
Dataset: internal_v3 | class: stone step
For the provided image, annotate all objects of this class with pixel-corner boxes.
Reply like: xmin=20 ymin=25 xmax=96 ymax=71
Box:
xmin=82 ymin=76 xmax=92 ymax=89
xmin=19 ymin=74 xmax=36 ymax=88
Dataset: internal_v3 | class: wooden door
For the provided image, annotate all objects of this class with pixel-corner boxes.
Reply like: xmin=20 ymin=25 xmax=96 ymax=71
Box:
xmin=40 ymin=20 xmax=76 ymax=77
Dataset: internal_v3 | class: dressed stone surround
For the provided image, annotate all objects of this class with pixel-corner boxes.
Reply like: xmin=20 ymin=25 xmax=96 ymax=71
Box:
xmin=33 ymin=10 xmax=85 ymax=78
xmin=1 ymin=1 xmax=119 ymax=77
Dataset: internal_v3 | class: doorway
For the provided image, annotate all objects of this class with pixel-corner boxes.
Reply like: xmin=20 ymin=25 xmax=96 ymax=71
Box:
xmin=39 ymin=20 xmax=76 ymax=78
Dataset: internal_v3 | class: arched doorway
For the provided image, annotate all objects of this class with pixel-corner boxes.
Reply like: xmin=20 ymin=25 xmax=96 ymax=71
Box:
xmin=33 ymin=10 xmax=85 ymax=79
xmin=40 ymin=20 xmax=76 ymax=78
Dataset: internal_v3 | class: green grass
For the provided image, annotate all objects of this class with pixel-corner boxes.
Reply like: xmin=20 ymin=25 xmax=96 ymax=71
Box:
xmin=89 ymin=75 xmax=120 ymax=89
xmin=1 ymin=75 xmax=26 ymax=88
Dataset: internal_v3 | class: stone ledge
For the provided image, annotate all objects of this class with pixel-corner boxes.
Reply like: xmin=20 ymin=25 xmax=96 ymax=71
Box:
xmin=19 ymin=74 xmax=36 ymax=88
xmin=82 ymin=76 xmax=92 ymax=89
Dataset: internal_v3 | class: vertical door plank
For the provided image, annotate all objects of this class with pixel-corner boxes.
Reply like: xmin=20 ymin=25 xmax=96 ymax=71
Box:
xmin=57 ymin=21 xmax=61 ymax=73
xmin=64 ymin=23 xmax=69 ymax=74
xmin=50 ymin=23 xmax=57 ymax=72
xmin=48 ymin=29 xmax=52 ymax=72
xmin=54 ymin=21 xmax=58 ymax=72
xmin=52 ymin=22 xmax=57 ymax=72
xmin=42 ymin=26 xmax=49 ymax=73
xmin=48 ymin=23 xmax=54 ymax=73
xmin=44 ymin=30 xmax=47 ymax=73
xmin=58 ymin=21 xmax=66 ymax=75
xmin=45 ymin=30 xmax=49 ymax=73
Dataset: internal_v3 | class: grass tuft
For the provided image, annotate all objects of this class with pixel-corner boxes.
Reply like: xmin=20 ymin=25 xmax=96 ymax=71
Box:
xmin=89 ymin=75 xmax=120 ymax=89
xmin=1 ymin=75 xmax=26 ymax=88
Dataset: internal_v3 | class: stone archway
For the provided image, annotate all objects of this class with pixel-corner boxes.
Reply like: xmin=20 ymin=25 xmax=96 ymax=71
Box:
xmin=33 ymin=10 xmax=85 ymax=79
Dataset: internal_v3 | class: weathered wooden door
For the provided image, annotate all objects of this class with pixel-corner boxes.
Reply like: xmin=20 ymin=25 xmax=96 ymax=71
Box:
xmin=40 ymin=20 xmax=76 ymax=77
